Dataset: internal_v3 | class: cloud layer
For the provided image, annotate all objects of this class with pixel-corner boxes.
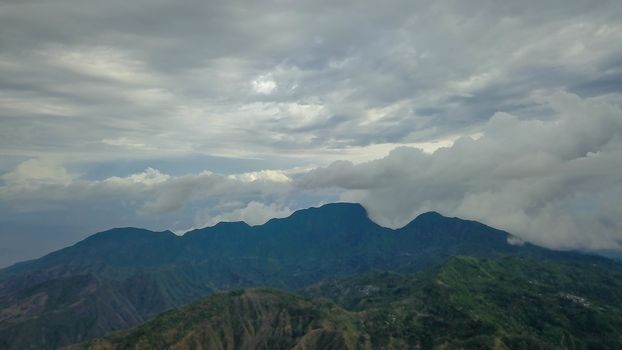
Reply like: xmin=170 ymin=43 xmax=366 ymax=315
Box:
xmin=2 ymin=0 xmax=622 ymax=164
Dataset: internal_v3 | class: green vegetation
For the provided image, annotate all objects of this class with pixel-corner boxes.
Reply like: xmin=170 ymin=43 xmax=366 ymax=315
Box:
xmin=76 ymin=289 xmax=363 ymax=350
xmin=77 ymin=257 xmax=622 ymax=350
xmin=0 ymin=204 xmax=619 ymax=349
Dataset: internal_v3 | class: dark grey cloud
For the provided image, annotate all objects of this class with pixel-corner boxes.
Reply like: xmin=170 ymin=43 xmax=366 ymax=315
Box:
xmin=2 ymin=0 xmax=621 ymax=160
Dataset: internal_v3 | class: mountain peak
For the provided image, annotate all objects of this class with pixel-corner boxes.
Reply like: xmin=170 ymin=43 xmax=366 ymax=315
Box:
xmin=413 ymin=211 xmax=451 ymax=222
xmin=299 ymin=202 xmax=368 ymax=216
xmin=399 ymin=211 xmax=449 ymax=229
xmin=260 ymin=202 xmax=371 ymax=230
xmin=83 ymin=227 xmax=174 ymax=243
xmin=212 ymin=221 xmax=251 ymax=229
xmin=414 ymin=211 xmax=446 ymax=220
xmin=280 ymin=202 xmax=370 ymax=225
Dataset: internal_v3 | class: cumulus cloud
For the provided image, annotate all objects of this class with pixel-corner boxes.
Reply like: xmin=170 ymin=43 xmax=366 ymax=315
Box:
xmin=228 ymin=170 xmax=291 ymax=183
xmin=298 ymin=92 xmax=622 ymax=252
xmin=1 ymin=165 xmax=293 ymax=215
xmin=2 ymin=158 xmax=73 ymax=188
xmin=252 ymin=74 xmax=278 ymax=95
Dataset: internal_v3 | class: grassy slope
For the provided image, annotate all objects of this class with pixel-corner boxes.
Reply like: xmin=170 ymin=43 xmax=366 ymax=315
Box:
xmin=79 ymin=289 xmax=365 ymax=350
xmin=78 ymin=257 xmax=622 ymax=350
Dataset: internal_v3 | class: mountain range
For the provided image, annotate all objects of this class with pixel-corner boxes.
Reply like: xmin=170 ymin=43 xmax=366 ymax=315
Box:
xmin=0 ymin=203 xmax=618 ymax=349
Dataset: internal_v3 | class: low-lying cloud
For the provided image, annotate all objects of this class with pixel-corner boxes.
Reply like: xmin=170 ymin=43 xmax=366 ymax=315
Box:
xmin=298 ymin=92 xmax=622 ymax=252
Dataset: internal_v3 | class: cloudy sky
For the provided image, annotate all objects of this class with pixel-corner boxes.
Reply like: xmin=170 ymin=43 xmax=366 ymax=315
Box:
xmin=1 ymin=0 xmax=622 ymax=267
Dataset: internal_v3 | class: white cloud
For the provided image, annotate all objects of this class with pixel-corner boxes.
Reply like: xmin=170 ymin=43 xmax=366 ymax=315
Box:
xmin=2 ymin=158 xmax=73 ymax=188
xmin=40 ymin=44 xmax=157 ymax=85
xmin=229 ymin=170 xmax=291 ymax=183
xmin=252 ymin=74 xmax=278 ymax=94
xmin=103 ymin=167 xmax=171 ymax=186
xmin=100 ymin=137 xmax=156 ymax=150
xmin=298 ymin=91 xmax=622 ymax=251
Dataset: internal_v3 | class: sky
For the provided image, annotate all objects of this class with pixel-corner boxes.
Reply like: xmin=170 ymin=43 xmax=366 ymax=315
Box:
xmin=1 ymin=0 xmax=622 ymax=267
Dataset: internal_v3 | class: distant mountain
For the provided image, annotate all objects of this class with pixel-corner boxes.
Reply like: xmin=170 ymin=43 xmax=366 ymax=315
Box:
xmin=76 ymin=257 xmax=622 ymax=350
xmin=0 ymin=203 xmax=616 ymax=349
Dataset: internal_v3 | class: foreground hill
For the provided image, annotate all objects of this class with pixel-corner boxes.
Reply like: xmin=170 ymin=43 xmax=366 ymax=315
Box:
xmin=77 ymin=257 xmax=622 ymax=350
xmin=75 ymin=289 xmax=360 ymax=350
xmin=0 ymin=203 xmax=615 ymax=349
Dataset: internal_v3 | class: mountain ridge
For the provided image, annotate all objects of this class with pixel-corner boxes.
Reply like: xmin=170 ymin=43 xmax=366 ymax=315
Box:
xmin=0 ymin=202 xmax=618 ymax=349
xmin=0 ymin=203 xmax=463 ymax=278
